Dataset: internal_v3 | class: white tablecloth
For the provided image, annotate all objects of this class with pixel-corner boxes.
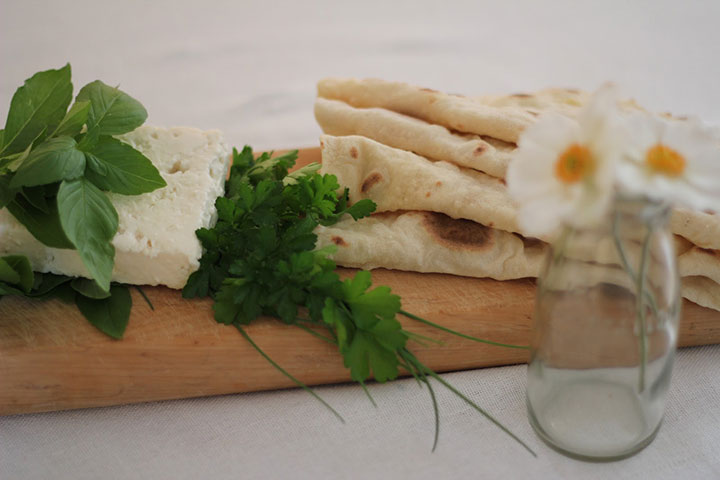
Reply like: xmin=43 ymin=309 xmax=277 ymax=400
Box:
xmin=2 ymin=1 xmax=719 ymax=478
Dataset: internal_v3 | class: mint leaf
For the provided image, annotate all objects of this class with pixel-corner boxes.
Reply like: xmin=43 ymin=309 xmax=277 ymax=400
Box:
xmin=1 ymin=64 xmax=72 ymax=156
xmin=52 ymin=100 xmax=90 ymax=137
xmin=0 ymin=258 xmax=22 ymax=285
xmin=7 ymin=195 xmax=74 ymax=248
xmin=28 ymin=273 xmax=73 ymax=298
xmin=0 ymin=255 xmax=34 ymax=293
xmin=0 ymin=174 xmax=17 ymax=208
xmin=10 ymin=136 xmax=85 ymax=188
xmin=84 ymin=137 xmax=166 ymax=194
xmin=57 ymin=178 xmax=118 ymax=291
xmin=21 ymin=185 xmax=51 ymax=213
xmin=0 ymin=141 xmax=35 ymax=173
xmin=71 ymin=277 xmax=111 ymax=299
xmin=75 ymin=284 xmax=131 ymax=339
xmin=76 ymin=80 xmax=147 ymax=139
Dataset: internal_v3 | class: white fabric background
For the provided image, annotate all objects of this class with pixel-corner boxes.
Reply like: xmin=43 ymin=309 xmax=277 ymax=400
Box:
xmin=2 ymin=0 xmax=720 ymax=478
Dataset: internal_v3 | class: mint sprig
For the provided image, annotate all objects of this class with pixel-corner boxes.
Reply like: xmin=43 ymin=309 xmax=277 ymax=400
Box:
xmin=0 ymin=64 xmax=166 ymax=293
xmin=0 ymin=64 xmax=165 ymax=337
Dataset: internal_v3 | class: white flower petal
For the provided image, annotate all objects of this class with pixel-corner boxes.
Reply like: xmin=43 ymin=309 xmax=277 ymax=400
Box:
xmin=518 ymin=112 xmax=581 ymax=153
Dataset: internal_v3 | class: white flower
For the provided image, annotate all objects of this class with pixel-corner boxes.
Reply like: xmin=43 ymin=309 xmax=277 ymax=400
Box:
xmin=615 ymin=115 xmax=720 ymax=212
xmin=507 ymin=85 xmax=621 ymax=237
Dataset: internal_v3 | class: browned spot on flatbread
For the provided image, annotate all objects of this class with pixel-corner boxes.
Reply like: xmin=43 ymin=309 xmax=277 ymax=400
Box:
xmin=521 ymin=236 xmax=545 ymax=249
xmin=697 ymin=247 xmax=720 ymax=257
xmin=361 ymin=172 xmax=383 ymax=193
xmin=420 ymin=87 xmax=439 ymax=93
xmin=526 ymin=110 xmax=540 ymax=117
xmin=350 ymin=146 xmax=358 ymax=159
xmin=512 ymin=93 xmax=532 ymax=98
xmin=425 ymin=192 xmax=431 ymax=198
xmin=320 ymin=139 xmax=325 ymax=149
xmin=331 ymin=236 xmax=348 ymax=247
xmin=435 ymin=181 xmax=442 ymax=187
xmin=421 ymin=212 xmax=494 ymax=251
xmin=473 ymin=144 xmax=487 ymax=156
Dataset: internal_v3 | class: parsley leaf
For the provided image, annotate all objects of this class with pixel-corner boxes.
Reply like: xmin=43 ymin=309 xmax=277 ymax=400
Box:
xmin=184 ymin=146 xmax=535 ymax=455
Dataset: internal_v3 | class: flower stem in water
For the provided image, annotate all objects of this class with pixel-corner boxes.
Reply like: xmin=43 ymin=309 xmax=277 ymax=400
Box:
xmin=636 ymin=228 xmax=653 ymax=393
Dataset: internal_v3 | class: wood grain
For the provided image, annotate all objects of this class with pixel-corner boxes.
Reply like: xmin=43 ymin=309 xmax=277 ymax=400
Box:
xmin=1 ymin=148 xmax=719 ymax=416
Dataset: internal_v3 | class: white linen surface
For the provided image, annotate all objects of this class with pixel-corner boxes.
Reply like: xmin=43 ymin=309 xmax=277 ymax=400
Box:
xmin=2 ymin=0 xmax=720 ymax=478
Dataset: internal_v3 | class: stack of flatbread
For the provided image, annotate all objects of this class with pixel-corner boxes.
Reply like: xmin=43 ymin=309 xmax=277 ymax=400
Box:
xmin=312 ymin=78 xmax=720 ymax=312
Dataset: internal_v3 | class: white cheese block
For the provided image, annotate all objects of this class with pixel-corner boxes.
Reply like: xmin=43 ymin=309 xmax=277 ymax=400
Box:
xmin=0 ymin=125 xmax=230 ymax=289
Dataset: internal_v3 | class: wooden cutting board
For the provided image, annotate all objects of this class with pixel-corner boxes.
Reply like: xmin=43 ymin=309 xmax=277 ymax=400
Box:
xmin=2 ymin=148 xmax=720 ymax=416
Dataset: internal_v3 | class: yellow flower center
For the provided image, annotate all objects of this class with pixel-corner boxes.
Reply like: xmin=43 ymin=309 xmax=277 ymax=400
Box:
xmin=645 ymin=144 xmax=686 ymax=176
xmin=554 ymin=144 xmax=594 ymax=184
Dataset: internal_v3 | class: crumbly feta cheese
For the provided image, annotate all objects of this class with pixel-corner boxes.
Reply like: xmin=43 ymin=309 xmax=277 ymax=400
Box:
xmin=0 ymin=126 xmax=230 ymax=289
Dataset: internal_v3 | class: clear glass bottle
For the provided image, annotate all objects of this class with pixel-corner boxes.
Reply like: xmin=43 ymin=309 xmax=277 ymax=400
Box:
xmin=526 ymin=197 xmax=681 ymax=461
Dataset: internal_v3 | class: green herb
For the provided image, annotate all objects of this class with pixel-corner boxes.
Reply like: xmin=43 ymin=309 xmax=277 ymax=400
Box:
xmin=0 ymin=64 xmax=165 ymax=294
xmin=0 ymin=64 xmax=73 ymax=157
xmin=75 ymin=285 xmax=132 ymax=339
xmin=0 ymin=64 xmax=162 ymax=337
xmin=57 ymin=178 xmax=118 ymax=291
xmin=184 ymin=147 xmax=535 ymax=455
xmin=0 ymin=254 xmax=132 ymax=337
xmin=0 ymin=255 xmax=33 ymax=295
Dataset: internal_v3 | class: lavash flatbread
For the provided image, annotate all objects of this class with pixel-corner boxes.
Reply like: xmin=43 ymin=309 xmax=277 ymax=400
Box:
xmin=321 ymin=134 xmax=720 ymax=250
xmin=671 ymin=209 xmax=720 ymax=250
xmin=315 ymin=210 xmax=719 ymax=311
xmin=319 ymin=134 xmax=524 ymax=237
xmin=678 ymin=246 xmax=720 ymax=284
xmin=316 ymin=211 xmax=546 ymax=280
xmin=474 ymin=88 xmax=589 ymax=117
xmin=317 ymin=77 xmax=534 ymax=143
xmin=314 ymin=98 xmax=514 ymax=177
xmin=681 ymin=277 xmax=720 ymax=311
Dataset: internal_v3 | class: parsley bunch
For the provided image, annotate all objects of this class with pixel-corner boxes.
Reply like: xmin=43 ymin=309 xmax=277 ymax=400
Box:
xmin=0 ymin=64 xmax=164 ymax=337
xmin=184 ymin=147 xmax=534 ymax=454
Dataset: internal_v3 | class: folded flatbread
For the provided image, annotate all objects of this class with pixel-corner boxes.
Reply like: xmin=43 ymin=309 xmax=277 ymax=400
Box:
xmin=317 ymin=77 xmax=534 ymax=143
xmin=682 ymin=276 xmax=720 ymax=311
xmin=315 ymin=97 xmax=513 ymax=177
xmin=319 ymin=134 xmax=524 ymax=236
xmin=474 ymin=87 xmax=589 ymax=117
xmin=320 ymin=134 xmax=720 ymax=250
xmin=315 ymin=210 xmax=720 ymax=311
xmin=316 ymin=211 xmax=546 ymax=280
xmin=679 ymin=246 xmax=720 ymax=284
xmin=671 ymin=209 xmax=720 ymax=250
